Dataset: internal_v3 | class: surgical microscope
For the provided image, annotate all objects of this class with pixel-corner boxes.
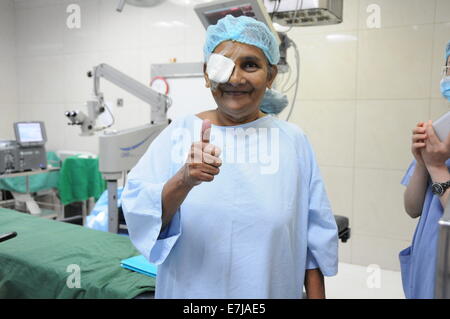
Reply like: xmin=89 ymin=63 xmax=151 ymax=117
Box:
xmin=65 ymin=63 xmax=171 ymax=233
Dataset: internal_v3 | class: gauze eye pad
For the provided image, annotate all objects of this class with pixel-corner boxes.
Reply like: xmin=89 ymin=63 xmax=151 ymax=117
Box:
xmin=206 ymin=53 xmax=235 ymax=84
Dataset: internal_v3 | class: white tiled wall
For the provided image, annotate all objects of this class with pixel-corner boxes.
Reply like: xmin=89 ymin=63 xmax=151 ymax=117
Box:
xmin=4 ymin=0 xmax=450 ymax=272
xmin=283 ymin=0 xmax=450 ymax=272
xmin=12 ymin=0 xmax=208 ymax=152
xmin=0 ymin=0 xmax=18 ymax=139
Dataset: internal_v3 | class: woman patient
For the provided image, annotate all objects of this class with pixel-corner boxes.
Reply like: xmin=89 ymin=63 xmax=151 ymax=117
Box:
xmin=122 ymin=15 xmax=338 ymax=299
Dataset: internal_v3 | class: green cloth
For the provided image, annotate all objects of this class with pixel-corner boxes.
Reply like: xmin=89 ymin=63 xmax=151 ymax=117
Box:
xmin=0 ymin=151 xmax=60 ymax=193
xmin=0 ymin=208 xmax=155 ymax=299
xmin=0 ymin=152 xmax=106 ymax=206
xmin=58 ymin=156 xmax=106 ymax=205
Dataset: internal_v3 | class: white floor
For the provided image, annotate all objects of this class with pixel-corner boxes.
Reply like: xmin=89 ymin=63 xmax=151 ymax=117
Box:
xmin=325 ymin=263 xmax=405 ymax=299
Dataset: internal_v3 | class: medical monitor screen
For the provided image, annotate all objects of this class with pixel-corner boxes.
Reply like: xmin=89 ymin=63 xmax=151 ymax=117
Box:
xmin=204 ymin=4 xmax=256 ymax=25
xmin=14 ymin=122 xmax=46 ymax=146
xmin=194 ymin=0 xmax=280 ymax=44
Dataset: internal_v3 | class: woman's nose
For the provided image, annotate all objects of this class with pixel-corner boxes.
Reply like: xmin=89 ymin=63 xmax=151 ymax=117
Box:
xmin=228 ymin=67 xmax=246 ymax=85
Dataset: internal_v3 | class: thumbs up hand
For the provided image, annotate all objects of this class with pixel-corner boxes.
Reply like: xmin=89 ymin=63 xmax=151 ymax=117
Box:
xmin=181 ymin=119 xmax=222 ymax=187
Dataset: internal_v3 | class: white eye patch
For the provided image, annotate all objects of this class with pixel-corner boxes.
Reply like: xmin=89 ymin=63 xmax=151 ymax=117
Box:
xmin=206 ymin=53 xmax=235 ymax=84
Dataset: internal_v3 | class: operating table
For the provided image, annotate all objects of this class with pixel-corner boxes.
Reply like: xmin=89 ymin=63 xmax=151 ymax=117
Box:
xmin=0 ymin=208 xmax=155 ymax=298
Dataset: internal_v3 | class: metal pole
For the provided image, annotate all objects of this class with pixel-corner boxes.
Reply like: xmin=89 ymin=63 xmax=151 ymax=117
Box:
xmin=435 ymin=197 xmax=450 ymax=298
xmin=107 ymin=180 xmax=119 ymax=233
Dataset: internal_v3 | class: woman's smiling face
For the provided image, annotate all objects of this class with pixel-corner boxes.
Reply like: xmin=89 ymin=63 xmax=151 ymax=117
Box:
xmin=205 ymin=40 xmax=277 ymax=120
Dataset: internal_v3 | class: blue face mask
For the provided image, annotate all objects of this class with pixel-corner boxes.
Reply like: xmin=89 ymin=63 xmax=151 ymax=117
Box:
xmin=441 ymin=76 xmax=450 ymax=101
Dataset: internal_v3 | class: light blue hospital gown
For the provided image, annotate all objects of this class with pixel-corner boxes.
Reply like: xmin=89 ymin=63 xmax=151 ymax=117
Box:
xmin=122 ymin=114 xmax=338 ymax=298
xmin=400 ymin=159 xmax=450 ymax=299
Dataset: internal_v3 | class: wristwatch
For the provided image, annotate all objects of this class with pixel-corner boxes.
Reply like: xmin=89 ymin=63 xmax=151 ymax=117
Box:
xmin=431 ymin=180 xmax=450 ymax=196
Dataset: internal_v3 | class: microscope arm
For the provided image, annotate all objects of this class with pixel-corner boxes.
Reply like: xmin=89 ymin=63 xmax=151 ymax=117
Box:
xmin=66 ymin=63 xmax=171 ymax=135
xmin=91 ymin=63 xmax=170 ymax=120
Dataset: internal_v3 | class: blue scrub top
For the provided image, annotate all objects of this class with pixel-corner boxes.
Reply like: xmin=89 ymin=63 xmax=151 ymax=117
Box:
xmin=400 ymin=159 xmax=450 ymax=299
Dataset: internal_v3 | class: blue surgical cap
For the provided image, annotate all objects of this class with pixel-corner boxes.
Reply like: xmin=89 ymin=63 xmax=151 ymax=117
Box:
xmin=203 ymin=15 xmax=280 ymax=65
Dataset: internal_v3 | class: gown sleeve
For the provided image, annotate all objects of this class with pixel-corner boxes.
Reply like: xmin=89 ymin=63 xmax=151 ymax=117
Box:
xmin=121 ymin=122 xmax=183 ymax=265
xmin=302 ymin=136 xmax=339 ymax=276
xmin=401 ymin=160 xmax=416 ymax=186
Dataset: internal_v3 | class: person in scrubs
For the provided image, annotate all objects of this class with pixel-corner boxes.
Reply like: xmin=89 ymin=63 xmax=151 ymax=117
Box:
xmin=122 ymin=15 xmax=338 ymax=299
xmin=401 ymin=40 xmax=450 ymax=299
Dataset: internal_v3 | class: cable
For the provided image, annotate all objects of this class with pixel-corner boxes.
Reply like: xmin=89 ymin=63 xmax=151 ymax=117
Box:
xmin=270 ymin=0 xmax=278 ymax=19
xmin=285 ymin=39 xmax=300 ymax=122
xmin=281 ymin=44 xmax=298 ymax=93
xmin=285 ymin=40 xmax=300 ymax=121
xmin=285 ymin=0 xmax=303 ymax=33
xmin=270 ymin=0 xmax=282 ymax=20
xmin=283 ymin=70 xmax=298 ymax=92
xmin=276 ymin=0 xmax=282 ymax=14
xmin=94 ymin=99 xmax=115 ymax=132
xmin=281 ymin=64 xmax=292 ymax=92
xmin=103 ymin=102 xmax=116 ymax=128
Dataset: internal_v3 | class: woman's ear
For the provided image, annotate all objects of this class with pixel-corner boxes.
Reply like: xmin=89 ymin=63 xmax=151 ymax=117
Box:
xmin=267 ymin=65 xmax=278 ymax=89
xmin=203 ymin=63 xmax=211 ymax=88
xmin=204 ymin=73 xmax=211 ymax=88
